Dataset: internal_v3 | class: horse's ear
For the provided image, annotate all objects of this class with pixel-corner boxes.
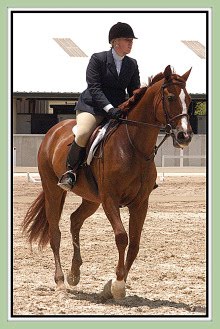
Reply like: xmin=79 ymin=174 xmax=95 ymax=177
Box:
xmin=163 ymin=65 xmax=172 ymax=81
xmin=182 ymin=67 xmax=192 ymax=81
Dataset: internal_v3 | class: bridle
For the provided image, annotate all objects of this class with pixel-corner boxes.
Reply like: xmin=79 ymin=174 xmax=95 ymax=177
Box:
xmin=119 ymin=79 xmax=190 ymax=161
xmin=161 ymin=80 xmax=189 ymax=128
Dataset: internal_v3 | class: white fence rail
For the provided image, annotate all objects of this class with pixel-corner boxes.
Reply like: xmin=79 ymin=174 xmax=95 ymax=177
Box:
xmin=162 ymin=155 xmax=206 ymax=167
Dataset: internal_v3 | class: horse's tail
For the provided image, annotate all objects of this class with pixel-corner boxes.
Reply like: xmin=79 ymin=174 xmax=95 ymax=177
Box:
xmin=22 ymin=190 xmax=49 ymax=248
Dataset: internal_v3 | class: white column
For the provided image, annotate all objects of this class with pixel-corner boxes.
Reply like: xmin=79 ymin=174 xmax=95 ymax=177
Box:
xmin=180 ymin=148 xmax=184 ymax=167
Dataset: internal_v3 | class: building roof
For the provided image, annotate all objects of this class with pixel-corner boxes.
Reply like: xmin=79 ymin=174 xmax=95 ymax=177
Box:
xmin=13 ymin=91 xmax=80 ymax=100
xmin=181 ymin=40 xmax=206 ymax=59
xmin=13 ymin=91 xmax=206 ymax=101
xmin=53 ymin=38 xmax=88 ymax=57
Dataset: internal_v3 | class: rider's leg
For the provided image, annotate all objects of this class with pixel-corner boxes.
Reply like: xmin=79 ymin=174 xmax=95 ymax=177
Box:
xmin=58 ymin=111 xmax=103 ymax=191
xmin=75 ymin=111 xmax=104 ymax=147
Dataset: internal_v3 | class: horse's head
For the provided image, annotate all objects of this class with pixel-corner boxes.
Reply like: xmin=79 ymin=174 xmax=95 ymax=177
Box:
xmin=154 ymin=65 xmax=193 ymax=148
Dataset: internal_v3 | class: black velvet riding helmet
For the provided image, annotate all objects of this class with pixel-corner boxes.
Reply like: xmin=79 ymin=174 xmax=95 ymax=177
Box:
xmin=108 ymin=22 xmax=137 ymax=43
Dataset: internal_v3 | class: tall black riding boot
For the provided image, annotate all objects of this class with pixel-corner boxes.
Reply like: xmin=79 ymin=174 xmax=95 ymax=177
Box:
xmin=58 ymin=141 xmax=86 ymax=191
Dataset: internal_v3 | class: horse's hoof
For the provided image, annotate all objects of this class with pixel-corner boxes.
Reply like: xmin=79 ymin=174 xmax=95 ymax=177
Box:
xmin=56 ymin=282 xmax=66 ymax=291
xmin=111 ymin=279 xmax=126 ymax=300
xmin=67 ymin=270 xmax=80 ymax=286
xmin=99 ymin=279 xmax=113 ymax=301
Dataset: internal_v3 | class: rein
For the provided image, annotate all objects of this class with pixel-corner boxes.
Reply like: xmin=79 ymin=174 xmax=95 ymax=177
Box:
xmin=119 ymin=80 xmax=189 ymax=161
xmin=124 ymin=122 xmax=171 ymax=161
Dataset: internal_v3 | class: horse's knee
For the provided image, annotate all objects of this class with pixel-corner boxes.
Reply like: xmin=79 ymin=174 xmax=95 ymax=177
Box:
xmin=115 ymin=232 xmax=128 ymax=249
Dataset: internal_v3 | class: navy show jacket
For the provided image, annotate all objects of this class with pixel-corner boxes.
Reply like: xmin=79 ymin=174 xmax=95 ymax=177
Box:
xmin=75 ymin=49 xmax=140 ymax=116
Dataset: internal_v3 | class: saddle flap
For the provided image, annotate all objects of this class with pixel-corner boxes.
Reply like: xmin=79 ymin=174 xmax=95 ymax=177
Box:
xmin=86 ymin=121 xmax=111 ymax=165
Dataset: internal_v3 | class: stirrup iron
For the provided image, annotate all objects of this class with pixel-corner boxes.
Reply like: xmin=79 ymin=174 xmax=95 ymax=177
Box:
xmin=58 ymin=170 xmax=76 ymax=191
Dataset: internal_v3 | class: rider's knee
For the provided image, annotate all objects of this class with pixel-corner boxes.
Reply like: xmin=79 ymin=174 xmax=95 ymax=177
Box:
xmin=75 ymin=130 xmax=91 ymax=147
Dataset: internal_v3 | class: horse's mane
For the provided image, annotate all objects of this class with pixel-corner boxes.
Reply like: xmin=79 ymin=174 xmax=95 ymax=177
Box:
xmin=119 ymin=72 xmax=164 ymax=112
xmin=119 ymin=86 xmax=147 ymax=112
xmin=148 ymin=72 xmax=164 ymax=86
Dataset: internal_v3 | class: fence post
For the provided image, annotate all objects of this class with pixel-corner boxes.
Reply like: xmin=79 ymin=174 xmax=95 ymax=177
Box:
xmin=13 ymin=147 xmax=16 ymax=167
xmin=180 ymin=149 xmax=184 ymax=167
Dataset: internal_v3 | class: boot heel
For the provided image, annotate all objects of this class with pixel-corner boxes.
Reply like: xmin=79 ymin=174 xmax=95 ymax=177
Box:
xmin=58 ymin=141 xmax=86 ymax=191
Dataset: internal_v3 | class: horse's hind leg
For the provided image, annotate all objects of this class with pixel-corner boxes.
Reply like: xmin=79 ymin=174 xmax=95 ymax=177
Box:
xmin=40 ymin=170 xmax=67 ymax=290
xmin=67 ymin=199 xmax=100 ymax=286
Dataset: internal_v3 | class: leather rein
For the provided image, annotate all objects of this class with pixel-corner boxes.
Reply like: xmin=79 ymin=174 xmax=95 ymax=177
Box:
xmin=119 ymin=80 xmax=189 ymax=161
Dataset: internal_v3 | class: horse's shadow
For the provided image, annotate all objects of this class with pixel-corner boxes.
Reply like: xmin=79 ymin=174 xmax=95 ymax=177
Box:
xmin=67 ymin=288 xmax=206 ymax=314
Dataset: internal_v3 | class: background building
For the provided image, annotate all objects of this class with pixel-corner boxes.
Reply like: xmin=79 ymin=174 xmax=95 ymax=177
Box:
xmin=12 ymin=11 xmax=207 ymax=167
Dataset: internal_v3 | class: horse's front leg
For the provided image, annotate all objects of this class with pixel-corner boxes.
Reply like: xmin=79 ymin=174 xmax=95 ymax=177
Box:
xmin=124 ymin=200 xmax=149 ymax=282
xmin=67 ymin=199 xmax=100 ymax=286
xmin=101 ymin=199 xmax=128 ymax=300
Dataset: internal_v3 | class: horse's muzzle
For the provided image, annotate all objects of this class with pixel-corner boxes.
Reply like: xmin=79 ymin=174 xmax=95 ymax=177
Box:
xmin=173 ymin=130 xmax=193 ymax=148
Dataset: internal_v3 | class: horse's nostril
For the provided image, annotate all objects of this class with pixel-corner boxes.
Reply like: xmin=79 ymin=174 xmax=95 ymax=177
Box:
xmin=177 ymin=131 xmax=186 ymax=141
xmin=177 ymin=131 xmax=191 ymax=142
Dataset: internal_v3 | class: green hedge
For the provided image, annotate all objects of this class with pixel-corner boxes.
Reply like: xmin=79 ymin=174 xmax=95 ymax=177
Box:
xmin=194 ymin=101 xmax=206 ymax=115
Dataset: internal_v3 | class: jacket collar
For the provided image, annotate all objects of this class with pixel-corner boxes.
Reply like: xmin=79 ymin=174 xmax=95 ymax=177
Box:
xmin=107 ymin=49 xmax=129 ymax=80
xmin=119 ymin=55 xmax=130 ymax=80
xmin=107 ymin=50 xmax=118 ymax=79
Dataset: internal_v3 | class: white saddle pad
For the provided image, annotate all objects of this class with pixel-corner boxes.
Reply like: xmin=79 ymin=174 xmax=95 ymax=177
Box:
xmin=72 ymin=122 xmax=110 ymax=165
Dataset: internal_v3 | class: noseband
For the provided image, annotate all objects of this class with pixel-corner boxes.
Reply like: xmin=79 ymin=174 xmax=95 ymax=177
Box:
xmin=119 ymin=79 xmax=190 ymax=160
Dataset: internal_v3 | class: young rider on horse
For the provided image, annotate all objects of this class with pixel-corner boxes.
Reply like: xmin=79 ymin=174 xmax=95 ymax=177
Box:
xmin=58 ymin=22 xmax=140 ymax=191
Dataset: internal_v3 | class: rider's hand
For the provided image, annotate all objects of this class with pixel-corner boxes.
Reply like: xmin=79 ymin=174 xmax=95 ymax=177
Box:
xmin=107 ymin=108 xmax=122 ymax=120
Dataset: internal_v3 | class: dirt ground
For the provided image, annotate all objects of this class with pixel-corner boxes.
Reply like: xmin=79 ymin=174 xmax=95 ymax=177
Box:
xmin=12 ymin=174 xmax=207 ymax=317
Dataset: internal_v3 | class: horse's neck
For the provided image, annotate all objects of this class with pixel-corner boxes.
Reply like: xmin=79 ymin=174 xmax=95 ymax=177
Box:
xmin=129 ymin=89 xmax=156 ymax=123
xmin=127 ymin=91 xmax=160 ymax=155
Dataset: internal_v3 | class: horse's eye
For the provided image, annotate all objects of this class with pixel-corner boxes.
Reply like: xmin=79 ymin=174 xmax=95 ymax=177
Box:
xmin=167 ymin=94 xmax=175 ymax=101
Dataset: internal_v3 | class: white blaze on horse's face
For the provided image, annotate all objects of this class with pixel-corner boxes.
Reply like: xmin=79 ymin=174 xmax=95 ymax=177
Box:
xmin=171 ymin=87 xmax=192 ymax=148
xmin=179 ymin=89 xmax=188 ymax=132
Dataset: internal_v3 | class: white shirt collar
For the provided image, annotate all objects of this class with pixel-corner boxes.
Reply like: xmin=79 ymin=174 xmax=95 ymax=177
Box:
xmin=112 ymin=48 xmax=125 ymax=61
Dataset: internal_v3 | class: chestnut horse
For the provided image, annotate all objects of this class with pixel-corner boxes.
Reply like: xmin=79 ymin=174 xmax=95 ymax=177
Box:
xmin=22 ymin=65 xmax=193 ymax=300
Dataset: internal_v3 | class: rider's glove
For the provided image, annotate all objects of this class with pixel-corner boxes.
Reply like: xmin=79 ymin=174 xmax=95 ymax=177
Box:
xmin=107 ymin=108 xmax=122 ymax=120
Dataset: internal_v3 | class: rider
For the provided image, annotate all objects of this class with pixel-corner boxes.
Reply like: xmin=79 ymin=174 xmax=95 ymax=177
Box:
xmin=58 ymin=22 xmax=140 ymax=191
